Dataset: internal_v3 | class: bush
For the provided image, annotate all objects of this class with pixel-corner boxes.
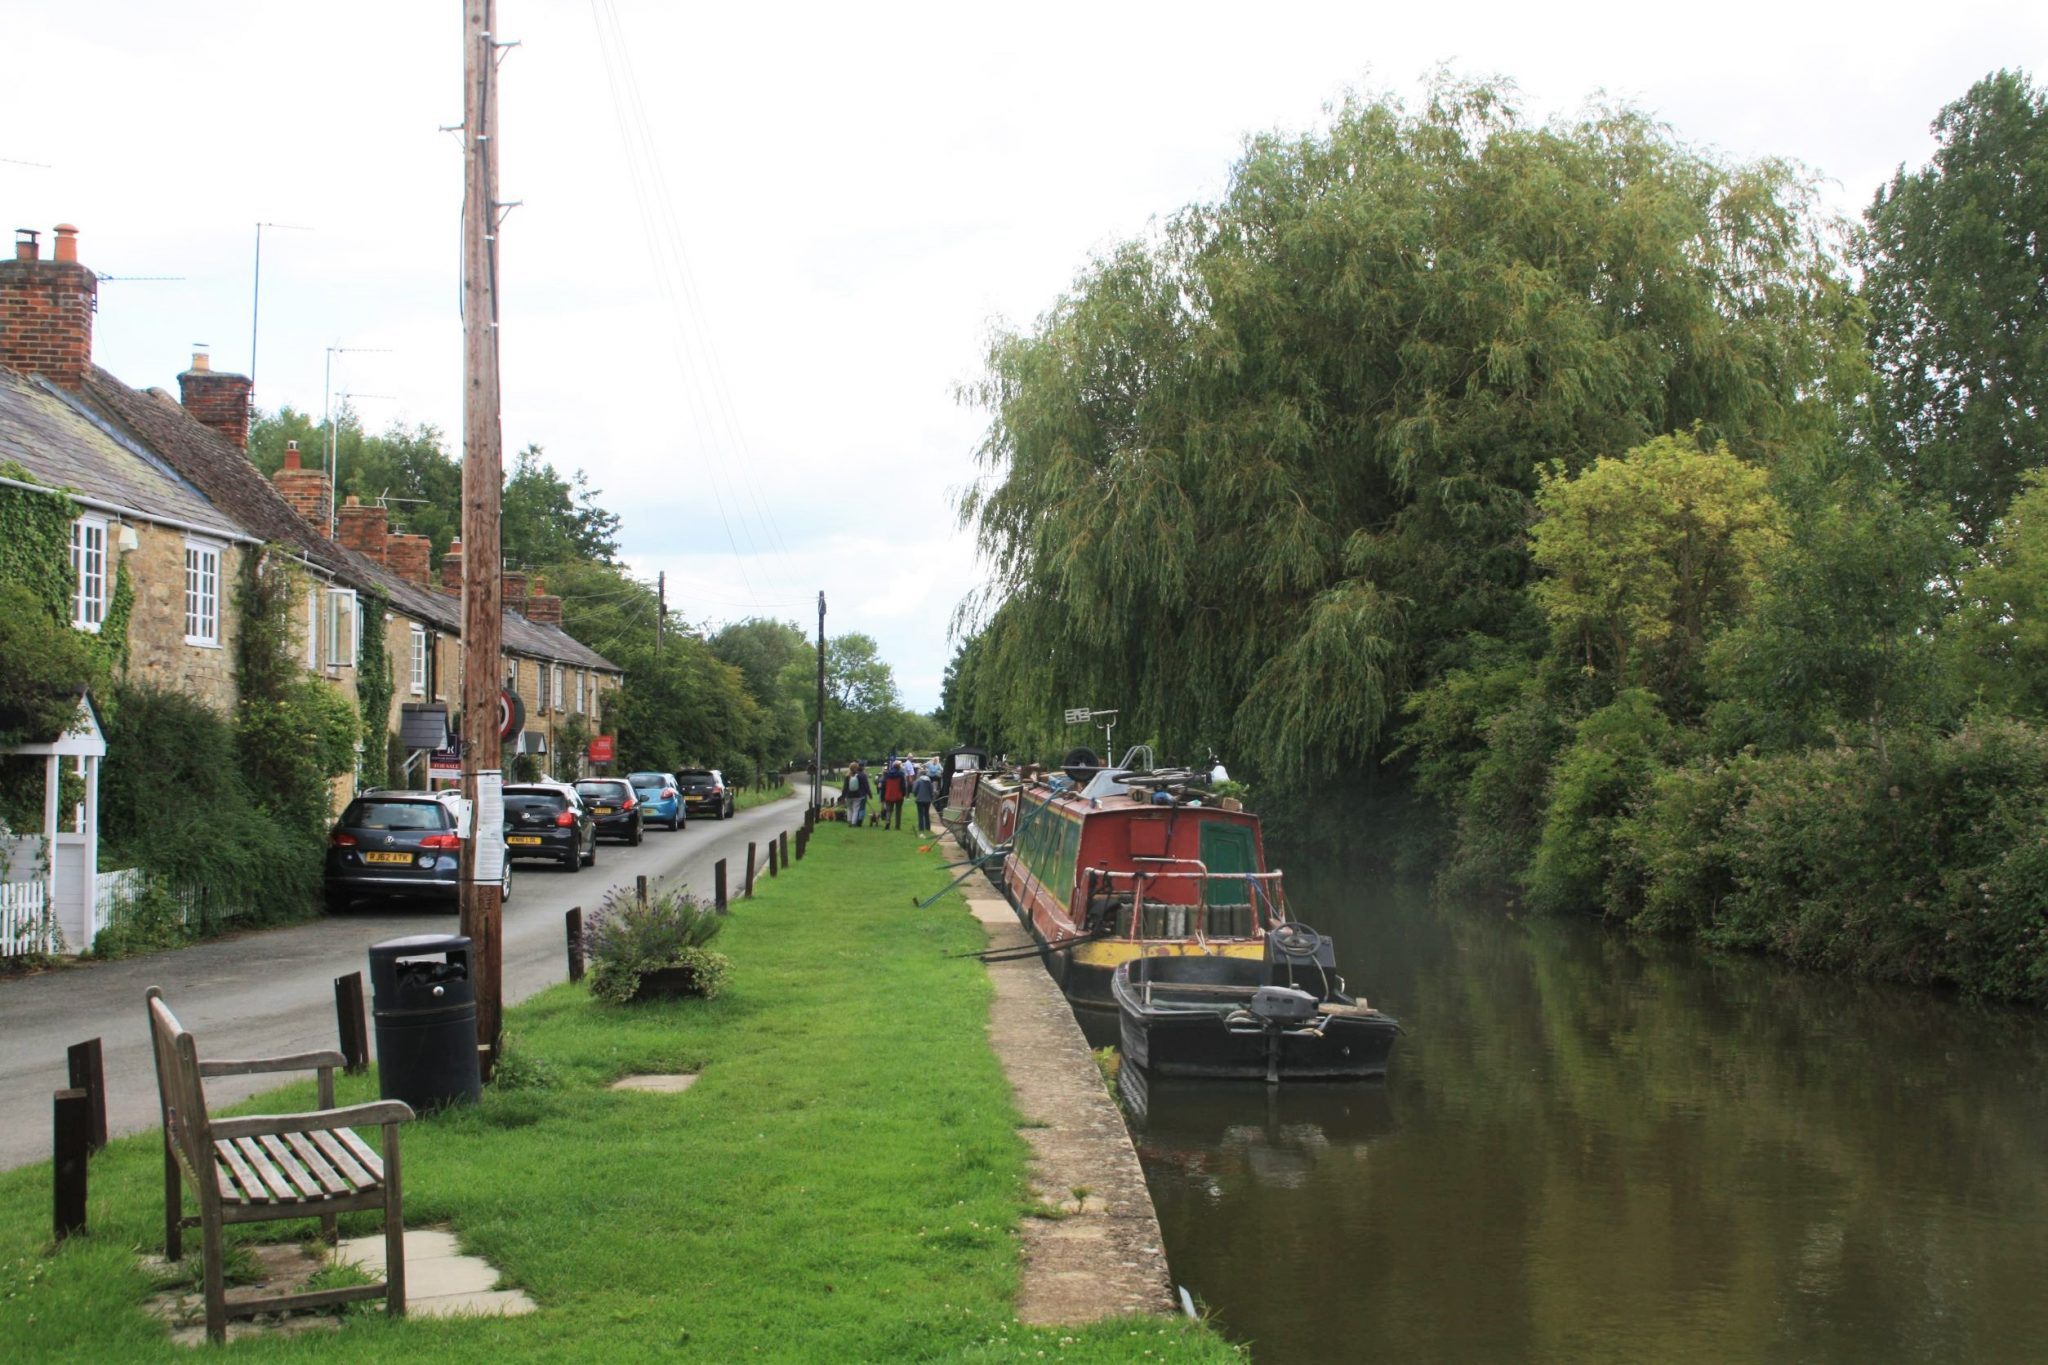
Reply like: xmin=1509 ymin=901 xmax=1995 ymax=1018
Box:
xmin=583 ymin=883 xmax=728 ymax=1003
xmin=90 ymin=877 xmax=192 ymax=958
xmin=1522 ymin=689 xmax=1669 ymax=915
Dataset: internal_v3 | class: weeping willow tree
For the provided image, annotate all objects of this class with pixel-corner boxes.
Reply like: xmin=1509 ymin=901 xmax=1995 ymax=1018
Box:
xmin=958 ymin=80 xmax=1853 ymax=783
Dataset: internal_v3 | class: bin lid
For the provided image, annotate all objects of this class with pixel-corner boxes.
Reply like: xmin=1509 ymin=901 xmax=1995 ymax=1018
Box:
xmin=369 ymin=933 xmax=472 ymax=958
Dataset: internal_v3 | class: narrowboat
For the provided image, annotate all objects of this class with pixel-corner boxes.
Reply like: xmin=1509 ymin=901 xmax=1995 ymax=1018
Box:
xmin=961 ymin=767 xmax=1023 ymax=861
xmin=999 ymin=755 xmax=1286 ymax=1009
xmin=1112 ymin=924 xmax=1401 ymax=1082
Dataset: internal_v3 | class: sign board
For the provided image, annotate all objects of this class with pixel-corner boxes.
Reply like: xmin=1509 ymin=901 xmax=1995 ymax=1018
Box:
xmin=588 ymin=734 xmax=615 ymax=763
xmin=430 ymin=737 xmax=462 ymax=778
xmin=498 ymin=688 xmax=526 ymax=741
xmin=1064 ymin=708 xmax=1091 ymax=724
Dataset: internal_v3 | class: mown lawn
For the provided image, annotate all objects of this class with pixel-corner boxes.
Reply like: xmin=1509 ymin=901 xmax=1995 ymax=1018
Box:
xmin=0 ymin=824 xmax=1235 ymax=1362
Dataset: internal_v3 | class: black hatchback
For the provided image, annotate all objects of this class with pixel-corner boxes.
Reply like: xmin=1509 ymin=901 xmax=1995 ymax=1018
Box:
xmin=503 ymin=785 xmax=597 ymax=871
xmin=324 ymin=791 xmax=510 ymax=913
xmin=677 ymin=769 xmax=736 ymax=820
xmin=574 ymin=778 xmax=644 ymax=845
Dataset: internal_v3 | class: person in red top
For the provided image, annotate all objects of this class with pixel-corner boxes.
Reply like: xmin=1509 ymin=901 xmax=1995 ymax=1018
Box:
xmin=881 ymin=761 xmax=907 ymax=830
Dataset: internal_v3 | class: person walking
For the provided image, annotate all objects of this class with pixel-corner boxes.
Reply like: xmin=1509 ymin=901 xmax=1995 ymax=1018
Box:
xmin=912 ymin=764 xmax=936 ymax=833
xmin=881 ymin=759 xmax=907 ymax=830
xmin=843 ymin=760 xmax=871 ymax=827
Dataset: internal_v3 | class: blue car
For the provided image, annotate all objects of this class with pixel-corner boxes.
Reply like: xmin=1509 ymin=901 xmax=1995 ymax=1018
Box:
xmin=628 ymin=771 xmax=687 ymax=831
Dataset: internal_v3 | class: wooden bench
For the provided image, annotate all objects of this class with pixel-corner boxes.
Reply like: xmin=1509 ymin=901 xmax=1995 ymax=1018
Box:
xmin=145 ymin=986 xmax=415 ymax=1343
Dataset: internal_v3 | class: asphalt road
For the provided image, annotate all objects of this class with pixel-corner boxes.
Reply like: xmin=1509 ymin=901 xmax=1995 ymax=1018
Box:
xmin=0 ymin=796 xmax=811 ymax=1172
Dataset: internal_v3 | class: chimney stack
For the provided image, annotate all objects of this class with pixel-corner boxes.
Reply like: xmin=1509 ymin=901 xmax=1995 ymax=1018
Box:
xmin=335 ymin=494 xmax=390 ymax=560
xmin=440 ymin=539 xmax=465 ymax=593
xmin=525 ymin=574 xmax=564 ymax=627
xmin=178 ymin=349 xmax=253 ymax=449
xmin=273 ymin=438 xmax=333 ymax=532
xmin=0 ymin=222 xmax=97 ymax=389
xmin=386 ymin=533 xmax=433 ymax=587
xmin=501 ymin=571 xmax=529 ymax=610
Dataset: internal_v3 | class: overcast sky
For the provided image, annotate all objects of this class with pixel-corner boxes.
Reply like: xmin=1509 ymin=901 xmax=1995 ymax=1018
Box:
xmin=4 ymin=1 xmax=2042 ymax=709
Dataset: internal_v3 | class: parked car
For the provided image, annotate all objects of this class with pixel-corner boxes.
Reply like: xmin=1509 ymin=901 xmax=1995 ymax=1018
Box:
xmin=574 ymin=777 xmax=644 ymax=844
xmin=628 ymin=771 xmax=687 ymax=831
xmin=677 ymin=768 xmax=736 ymax=820
xmin=503 ymin=784 xmax=597 ymax=871
xmin=324 ymin=790 xmax=511 ymax=913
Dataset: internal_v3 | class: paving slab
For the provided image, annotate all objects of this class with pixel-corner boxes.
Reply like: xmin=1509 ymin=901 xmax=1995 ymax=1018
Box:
xmin=610 ymin=1072 xmax=699 ymax=1092
xmin=335 ymin=1226 xmax=538 ymax=1319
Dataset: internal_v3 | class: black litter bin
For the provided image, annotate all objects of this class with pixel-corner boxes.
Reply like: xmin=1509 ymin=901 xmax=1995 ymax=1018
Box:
xmin=368 ymin=933 xmax=482 ymax=1112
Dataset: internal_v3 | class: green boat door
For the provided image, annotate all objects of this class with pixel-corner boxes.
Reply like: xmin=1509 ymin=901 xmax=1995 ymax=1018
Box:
xmin=1199 ymin=819 xmax=1255 ymax=918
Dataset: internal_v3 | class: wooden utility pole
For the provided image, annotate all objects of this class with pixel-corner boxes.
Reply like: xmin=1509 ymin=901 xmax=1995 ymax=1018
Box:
xmin=814 ymin=591 xmax=826 ymax=812
xmin=458 ymin=0 xmax=507 ymax=1074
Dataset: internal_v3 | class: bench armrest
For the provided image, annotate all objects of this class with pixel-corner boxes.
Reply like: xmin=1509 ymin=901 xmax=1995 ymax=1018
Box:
xmin=210 ymin=1100 xmax=415 ymax=1141
xmin=199 ymin=1050 xmax=348 ymax=1078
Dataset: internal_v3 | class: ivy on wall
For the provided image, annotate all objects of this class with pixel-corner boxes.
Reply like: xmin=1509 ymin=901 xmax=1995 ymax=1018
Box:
xmin=356 ymin=594 xmax=396 ymax=786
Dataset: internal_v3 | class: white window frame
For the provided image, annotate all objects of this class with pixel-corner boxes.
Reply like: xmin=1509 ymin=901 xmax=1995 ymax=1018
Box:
xmin=183 ymin=538 xmax=222 ymax=646
xmin=505 ymin=658 xmax=519 ymax=692
xmin=552 ymin=664 xmax=565 ymax=714
xmin=538 ymin=660 xmax=551 ymax=712
xmin=307 ymin=588 xmax=320 ymax=668
xmin=71 ymin=515 xmax=109 ymax=631
xmin=324 ymin=587 xmax=358 ymax=670
xmin=575 ymin=670 xmax=586 ymax=713
xmin=410 ymin=625 xmax=428 ymax=695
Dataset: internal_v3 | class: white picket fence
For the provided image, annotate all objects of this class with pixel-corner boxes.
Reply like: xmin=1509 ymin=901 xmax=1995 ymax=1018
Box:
xmin=1 ymin=868 xmax=154 ymax=957
xmin=0 ymin=879 xmax=54 ymax=957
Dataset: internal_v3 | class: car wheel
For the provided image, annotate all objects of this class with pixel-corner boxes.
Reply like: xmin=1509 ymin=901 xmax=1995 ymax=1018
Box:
xmin=629 ymin=816 xmax=643 ymax=847
xmin=562 ymin=844 xmax=580 ymax=872
xmin=324 ymin=888 xmax=351 ymax=915
xmin=670 ymin=813 xmax=682 ymax=831
xmin=585 ymin=838 xmax=597 ymax=867
xmin=501 ymin=867 xmax=512 ymax=904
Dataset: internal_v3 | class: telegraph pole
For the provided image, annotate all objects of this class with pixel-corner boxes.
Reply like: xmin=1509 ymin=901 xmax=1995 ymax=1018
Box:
xmin=656 ymin=571 xmax=666 ymax=655
xmin=458 ymin=0 xmax=507 ymax=1076
xmin=814 ymin=591 xmax=826 ymax=812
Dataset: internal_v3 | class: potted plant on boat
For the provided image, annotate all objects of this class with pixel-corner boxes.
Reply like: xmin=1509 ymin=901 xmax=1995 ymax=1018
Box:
xmin=583 ymin=882 xmax=731 ymax=1004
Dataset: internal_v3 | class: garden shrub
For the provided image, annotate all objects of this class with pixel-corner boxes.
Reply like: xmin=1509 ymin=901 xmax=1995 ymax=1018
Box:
xmin=583 ymin=883 xmax=729 ymax=1003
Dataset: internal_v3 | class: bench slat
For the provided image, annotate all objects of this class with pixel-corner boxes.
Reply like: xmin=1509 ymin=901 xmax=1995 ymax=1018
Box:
xmin=213 ymin=1138 xmax=270 ymax=1203
xmin=283 ymin=1131 xmax=352 ymax=1195
xmin=235 ymin=1137 xmax=297 ymax=1202
xmin=334 ymin=1127 xmax=385 ymax=1182
xmin=309 ymin=1128 xmax=377 ymax=1188
xmin=258 ymin=1134 xmax=324 ymax=1200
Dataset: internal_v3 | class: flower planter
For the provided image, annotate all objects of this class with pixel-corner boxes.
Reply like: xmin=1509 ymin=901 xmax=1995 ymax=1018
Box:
xmin=631 ymin=965 xmax=707 ymax=1001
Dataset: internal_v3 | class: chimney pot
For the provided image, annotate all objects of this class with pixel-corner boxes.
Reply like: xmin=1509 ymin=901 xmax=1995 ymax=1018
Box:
xmin=0 ymin=224 xmax=95 ymax=388
xmin=190 ymin=350 xmax=210 ymax=373
xmin=284 ymin=439 xmax=301 ymax=470
xmin=13 ymin=228 xmax=36 ymax=261
xmin=52 ymin=224 xmax=78 ymax=263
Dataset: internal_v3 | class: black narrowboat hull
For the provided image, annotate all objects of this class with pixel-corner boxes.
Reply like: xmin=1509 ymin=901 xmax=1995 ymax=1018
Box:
xmin=1112 ymin=958 xmax=1400 ymax=1082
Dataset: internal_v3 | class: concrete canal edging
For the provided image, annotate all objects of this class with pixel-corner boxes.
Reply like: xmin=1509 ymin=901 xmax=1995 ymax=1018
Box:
xmin=942 ymin=833 xmax=1178 ymax=1324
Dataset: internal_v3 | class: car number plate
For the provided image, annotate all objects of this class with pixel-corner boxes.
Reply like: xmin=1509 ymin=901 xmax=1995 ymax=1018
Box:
xmin=592 ymin=806 xmax=614 ymax=814
xmin=507 ymin=835 xmax=543 ymax=845
xmin=363 ymin=851 xmax=413 ymax=865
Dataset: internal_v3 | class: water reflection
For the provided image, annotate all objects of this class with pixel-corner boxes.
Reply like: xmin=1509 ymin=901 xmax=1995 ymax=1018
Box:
xmin=1117 ymin=864 xmax=2048 ymax=1362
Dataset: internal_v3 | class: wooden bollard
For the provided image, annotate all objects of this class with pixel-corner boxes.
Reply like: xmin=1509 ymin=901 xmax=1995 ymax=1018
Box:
xmin=65 ymin=1038 xmax=107 ymax=1153
xmin=54 ymin=1088 xmax=88 ymax=1240
xmin=745 ymin=842 xmax=757 ymax=896
xmin=636 ymin=874 xmax=649 ymax=909
xmin=767 ymin=839 xmax=779 ymax=878
xmin=779 ymin=830 xmax=791 ymax=868
xmin=565 ymin=907 xmax=585 ymax=984
xmin=333 ymin=974 xmax=369 ymax=1075
xmin=714 ymin=859 xmax=728 ymax=913
xmin=795 ymin=828 xmax=807 ymax=861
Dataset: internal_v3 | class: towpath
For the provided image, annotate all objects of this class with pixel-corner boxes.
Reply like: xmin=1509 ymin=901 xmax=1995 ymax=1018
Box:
xmin=941 ymin=828 xmax=1177 ymax=1324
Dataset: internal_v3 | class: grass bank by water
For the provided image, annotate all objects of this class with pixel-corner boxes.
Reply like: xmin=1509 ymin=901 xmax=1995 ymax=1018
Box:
xmin=0 ymin=822 xmax=1234 ymax=1362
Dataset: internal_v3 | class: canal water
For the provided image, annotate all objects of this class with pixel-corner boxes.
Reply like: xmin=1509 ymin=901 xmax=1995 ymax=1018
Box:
xmin=1105 ymin=864 xmax=2048 ymax=1362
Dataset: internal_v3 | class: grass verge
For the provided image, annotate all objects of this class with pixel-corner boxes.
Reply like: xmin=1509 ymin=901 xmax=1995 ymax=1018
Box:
xmin=735 ymin=776 xmax=798 ymax=813
xmin=0 ymin=823 xmax=1235 ymax=1362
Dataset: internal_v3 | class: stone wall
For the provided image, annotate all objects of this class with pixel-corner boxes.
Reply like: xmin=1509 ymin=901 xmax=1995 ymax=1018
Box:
xmin=121 ymin=522 xmax=238 ymax=711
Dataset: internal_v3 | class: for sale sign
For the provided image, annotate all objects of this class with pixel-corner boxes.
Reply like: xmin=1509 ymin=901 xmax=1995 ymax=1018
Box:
xmin=588 ymin=734 xmax=615 ymax=763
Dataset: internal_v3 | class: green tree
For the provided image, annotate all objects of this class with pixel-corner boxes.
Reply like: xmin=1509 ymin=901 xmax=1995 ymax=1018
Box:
xmin=1949 ymin=471 xmax=2048 ymax=716
xmin=1860 ymin=69 xmax=2048 ymax=543
xmin=709 ymin=618 xmax=814 ymax=771
xmin=1529 ymin=433 xmax=1782 ymax=706
xmin=502 ymin=444 xmax=621 ymax=568
xmin=962 ymin=80 xmax=1849 ymax=782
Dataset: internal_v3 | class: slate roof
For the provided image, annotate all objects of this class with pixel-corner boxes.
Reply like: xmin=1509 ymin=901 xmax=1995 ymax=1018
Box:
xmin=75 ymin=366 xmax=619 ymax=676
xmin=0 ymin=366 xmax=247 ymax=540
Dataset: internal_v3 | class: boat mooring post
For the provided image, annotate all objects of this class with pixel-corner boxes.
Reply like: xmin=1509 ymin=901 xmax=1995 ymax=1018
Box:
xmin=745 ymin=843 xmax=757 ymax=896
xmin=714 ymin=858 xmax=728 ymax=912
xmin=565 ymin=907 xmax=585 ymax=983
